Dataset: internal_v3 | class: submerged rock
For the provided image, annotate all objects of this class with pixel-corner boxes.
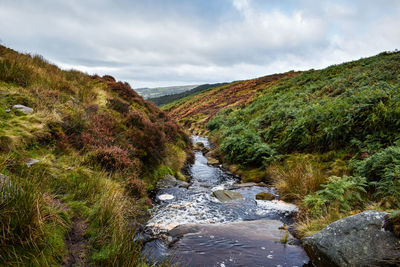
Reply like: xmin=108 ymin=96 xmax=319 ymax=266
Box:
xmin=304 ymin=210 xmax=400 ymax=267
xmin=255 ymin=192 xmax=275 ymax=200
xmin=212 ymin=190 xmax=243 ymax=202
xmin=12 ymin=104 xmax=33 ymax=114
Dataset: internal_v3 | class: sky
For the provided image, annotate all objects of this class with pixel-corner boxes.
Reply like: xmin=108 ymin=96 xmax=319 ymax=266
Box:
xmin=0 ymin=0 xmax=399 ymax=88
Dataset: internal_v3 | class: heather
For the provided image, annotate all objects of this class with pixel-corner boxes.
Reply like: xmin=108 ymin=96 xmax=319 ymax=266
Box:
xmin=0 ymin=45 xmax=189 ymax=266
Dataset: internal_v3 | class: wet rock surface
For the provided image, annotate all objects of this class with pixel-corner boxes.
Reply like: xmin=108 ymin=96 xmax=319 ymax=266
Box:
xmin=156 ymin=174 xmax=189 ymax=189
xmin=304 ymin=210 xmax=400 ymax=267
xmin=212 ymin=189 xmax=243 ymax=202
xmin=169 ymin=220 xmax=309 ymax=267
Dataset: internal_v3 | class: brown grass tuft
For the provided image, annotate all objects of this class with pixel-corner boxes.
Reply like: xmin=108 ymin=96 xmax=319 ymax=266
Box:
xmin=268 ymin=158 xmax=328 ymax=203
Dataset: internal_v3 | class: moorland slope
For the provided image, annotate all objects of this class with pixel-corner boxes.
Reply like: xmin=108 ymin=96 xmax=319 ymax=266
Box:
xmin=0 ymin=45 xmax=190 ymax=266
xmin=166 ymin=51 xmax=400 ymax=236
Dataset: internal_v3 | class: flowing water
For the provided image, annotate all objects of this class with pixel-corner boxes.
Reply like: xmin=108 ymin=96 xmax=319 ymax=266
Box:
xmin=145 ymin=136 xmax=310 ymax=266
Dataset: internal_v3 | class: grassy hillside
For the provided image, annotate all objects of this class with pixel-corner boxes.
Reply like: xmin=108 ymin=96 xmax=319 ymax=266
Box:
xmin=149 ymin=83 xmax=228 ymax=106
xmin=164 ymin=71 xmax=300 ymax=134
xmin=0 ymin=45 xmax=190 ymax=266
xmin=167 ymin=51 xmax=400 ymax=236
xmin=135 ymin=84 xmax=198 ymax=99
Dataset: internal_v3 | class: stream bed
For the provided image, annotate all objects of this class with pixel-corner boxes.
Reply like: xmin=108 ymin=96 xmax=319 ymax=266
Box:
xmin=144 ymin=136 xmax=310 ymax=266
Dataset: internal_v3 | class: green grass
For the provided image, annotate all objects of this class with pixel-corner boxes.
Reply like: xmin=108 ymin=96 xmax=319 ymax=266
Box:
xmin=168 ymin=50 xmax=400 ymax=237
xmin=0 ymin=45 xmax=189 ymax=265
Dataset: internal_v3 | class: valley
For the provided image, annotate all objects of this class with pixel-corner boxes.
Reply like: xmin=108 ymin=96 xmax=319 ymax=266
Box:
xmin=1 ymin=45 xmax=399 ymax=266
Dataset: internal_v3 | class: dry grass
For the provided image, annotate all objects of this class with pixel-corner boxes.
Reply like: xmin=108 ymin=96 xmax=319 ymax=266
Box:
xmin=268 ymin=157 xmax=328 ymax=203
xmin=295 ymin=207 xmax=347 ymax=238
xmin=0 ymin=45 xmax=188 ymax=266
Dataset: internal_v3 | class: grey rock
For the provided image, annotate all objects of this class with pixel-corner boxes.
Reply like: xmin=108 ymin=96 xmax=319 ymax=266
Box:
xmin=156 ymin=174 xmax=177 ymax=189
xmin=232 ymin=182 xmax=263 ymax=188
xmin=304 ymin=210 xmax=400 ymax=267
xmin=212 ymin=190 xmax=243 ymax=202
xmin=168 ymin=224 xmax=201 ymax=238
xmin=12 ymin=104 xmax=33 ymax=114
xmin=167 ymin=220 xmax=309 ymax=265
xmin=156 ymin=174 xmax=189 ymax=189
xmin=26 ymin=158 xmax=40 ymax=167
xmin=5 ymin=108 xmax=10 ymax=113
xmin=175 ymin=179 xmax=190 ymax=189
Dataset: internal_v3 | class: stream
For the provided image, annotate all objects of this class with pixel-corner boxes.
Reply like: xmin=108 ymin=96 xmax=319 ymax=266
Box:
xmin=144 ymin=136 xmax=310 ymax=267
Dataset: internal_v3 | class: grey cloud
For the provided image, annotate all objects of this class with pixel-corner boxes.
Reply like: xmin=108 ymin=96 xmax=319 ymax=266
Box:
xmin=0 ymin=0 xmax=398 ymax=87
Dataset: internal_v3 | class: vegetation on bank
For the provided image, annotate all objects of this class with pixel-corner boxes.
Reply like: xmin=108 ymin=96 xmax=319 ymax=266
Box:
xmin=167 ymin=51 xmax=400 ymax=237
xmin=0 ymin=45 xmax=190 ymax=266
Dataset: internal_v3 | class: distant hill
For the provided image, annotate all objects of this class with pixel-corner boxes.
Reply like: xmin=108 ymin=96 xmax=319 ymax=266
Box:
xmin=135 ymin=84 xmax=199 ymax=99
xmin=149 ymin=83 xmax=228 ymax=106
xmin=164 ymin=71 xmax=299 ymax=129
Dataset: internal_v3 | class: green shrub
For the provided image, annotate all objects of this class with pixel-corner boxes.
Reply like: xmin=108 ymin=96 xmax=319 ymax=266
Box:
xmin=206 ymin=115 xmax=224 ymax=131
xmin=304 ymin=175 xmax=367 ymax=215
xmin=353 ymin=146 xmax=400 ymax=206
xmin=206 ymin=52 xmax=400 ymax=165
xmin=220 ymin=128 xmax=276 ymax=166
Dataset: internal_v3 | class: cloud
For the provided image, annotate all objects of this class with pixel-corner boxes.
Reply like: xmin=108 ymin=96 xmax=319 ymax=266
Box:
xmin=0 ymin=0 xmax=398 ymax=87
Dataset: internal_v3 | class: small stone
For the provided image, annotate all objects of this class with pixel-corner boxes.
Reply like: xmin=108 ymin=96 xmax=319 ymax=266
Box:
xmin=5 ymin=108 xmax=10 ymax=113
xmin=26 ymin=158 xmax=40 ymax=167
xmin=256 ymin=192 xmax=275 ymax=200
xmin=207 ymin=158 xmax=220 ymax=165
xmin=12 ymin=104 xmax=34 ymax=114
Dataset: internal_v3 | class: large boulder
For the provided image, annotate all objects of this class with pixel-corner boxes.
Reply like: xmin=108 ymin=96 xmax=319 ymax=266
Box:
xmin=212 ymin=190 xmax=243 ymax=202
xmin=304 ymin=210 xmax=400 ymax=267
xmin=167 ymin=220 xmax=309 ymax=266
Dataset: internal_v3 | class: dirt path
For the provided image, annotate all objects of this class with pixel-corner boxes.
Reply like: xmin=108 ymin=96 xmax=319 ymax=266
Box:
xmin=63 ymin=217 xmax=88 ymax=267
